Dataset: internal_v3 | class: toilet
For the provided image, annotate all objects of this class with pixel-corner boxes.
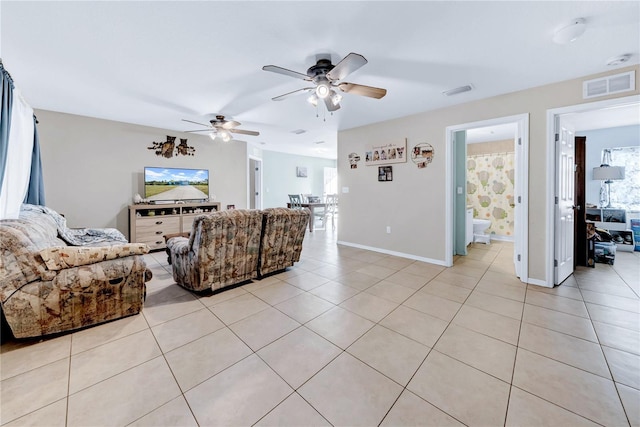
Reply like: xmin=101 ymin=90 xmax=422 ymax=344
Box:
xmin=473 ymin=219 xmax=491 ymax=244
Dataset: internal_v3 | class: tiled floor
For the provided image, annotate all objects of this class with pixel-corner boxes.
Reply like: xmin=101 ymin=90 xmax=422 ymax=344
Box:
xmin=2 ymin=230 xmax=639 ymax=426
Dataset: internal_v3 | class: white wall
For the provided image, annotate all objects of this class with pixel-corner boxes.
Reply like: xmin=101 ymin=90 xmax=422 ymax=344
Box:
xmin=35 ymin=110 xmax=247 ymax=239
xmin=337 ymin=65 xmax=639 ymax=282
xmin=578 ymin=125 xmax=639 ymax=206
xmin=262 ymin=150 xmax=336 ymax=208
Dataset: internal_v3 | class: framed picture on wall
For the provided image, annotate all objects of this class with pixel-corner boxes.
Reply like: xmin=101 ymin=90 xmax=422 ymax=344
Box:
xmin=365 ymin=138 xmax=407 ymax=166
xmin=378 ymin=166 xmax=393 ymax=182
xmin=296 ymin=166 xmax=308 ymax=178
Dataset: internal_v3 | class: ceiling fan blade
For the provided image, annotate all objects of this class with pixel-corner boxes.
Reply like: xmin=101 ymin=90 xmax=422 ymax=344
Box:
xmin=272 ymin=87 xmax=314 ymax=101
xmin=182 ymin=119 xmax=212 ymax=128
xmin=184 ymin=129 xmax=215 ymax=133
xmin=338 ymin=82 xmax=387 ymax=99
xmin=229 ymin=128 xmax=260 ymax=136
xmin=326 ymin=53 xmax=367 ymax=81
xmin=263 ymin=65 xmax=312 ymax=81
xmin=323 ymin=96 xmax=341 ymax=112
xmin=221 ymin=120 xmax=241 ymax=130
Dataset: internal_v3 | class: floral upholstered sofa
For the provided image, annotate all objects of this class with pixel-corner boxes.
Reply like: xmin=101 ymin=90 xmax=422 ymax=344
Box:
xmin=0 ymin=204 xmax=150 ymax=338
xmin=167 ymin=208 xmax=309 ymax=292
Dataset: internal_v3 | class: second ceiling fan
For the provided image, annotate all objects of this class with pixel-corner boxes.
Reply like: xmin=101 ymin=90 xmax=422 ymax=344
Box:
xmin=182 ymin=115 xmax=259 ymax=142
xmin=263 ymin=52 xmax=387 ymax=112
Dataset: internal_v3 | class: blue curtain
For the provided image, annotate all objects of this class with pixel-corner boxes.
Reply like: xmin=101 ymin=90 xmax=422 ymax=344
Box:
xmin=23 ymin=116 xmax=45 ymax=205
xmin=0 ymin=61 xmax=14 ymax=191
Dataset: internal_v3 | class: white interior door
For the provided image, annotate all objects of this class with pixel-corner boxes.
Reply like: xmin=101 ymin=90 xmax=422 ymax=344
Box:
xmin=555 ymin=116 xmax=576 ymax=284
xmin=249 ymin=158 xmax=262 ymax=210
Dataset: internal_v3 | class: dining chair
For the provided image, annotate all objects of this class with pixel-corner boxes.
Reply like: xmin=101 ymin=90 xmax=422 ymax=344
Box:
xmin=325 ymin=194 xmax=338 ymax=230
xmin=288 ymin=194 xmax=303 ymax=209
xmin=301 ymin=194 xmax=313 ymax=203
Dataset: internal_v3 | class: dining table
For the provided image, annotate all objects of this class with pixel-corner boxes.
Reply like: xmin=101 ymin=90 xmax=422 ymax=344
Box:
xmin=287 ymin=202 xmax=328 ymax=232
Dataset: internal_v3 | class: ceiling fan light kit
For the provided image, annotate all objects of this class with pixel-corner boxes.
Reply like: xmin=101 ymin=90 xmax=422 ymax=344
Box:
xmin=263 ymin=52 xmax=387 ymax=113
xmin=552 ymin=18 xmax=586 ymax=44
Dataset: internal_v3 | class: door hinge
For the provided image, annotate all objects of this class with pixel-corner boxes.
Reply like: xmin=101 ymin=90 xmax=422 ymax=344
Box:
xmin=517 ymin=254 xmax=521 ymax=261
xmin=555 ymin=133 xmax=559 ymax=142
xmin=518 ymin=196 xmax=522 ymax=203
xmin=518 ymin=137 xmax=522 ymax=146
xmin=554 ymin=259 xmax=558 ymax=267
xmin=555 ymin=196 xmax=559 ymax=204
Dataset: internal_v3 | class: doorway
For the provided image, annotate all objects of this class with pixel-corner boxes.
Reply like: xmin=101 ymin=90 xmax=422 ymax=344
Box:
xmin=446 ymin=114 xmax=530 ymax=282
xmin=546 ymin=94 xmax=640 ymax=285
xmin=248 ymin=157 xmax=262 ymax=209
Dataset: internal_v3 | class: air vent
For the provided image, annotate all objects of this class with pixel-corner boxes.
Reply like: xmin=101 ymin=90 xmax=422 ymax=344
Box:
xmin=442 ymin=85 xmax=473 ymax=96
xmin=291 ymin=129 xmax=306 ymax=135
xmin=583 ymin=71 xmax=635 ymax=99
xmin=314 ymin=141 xmax=325 ymax=145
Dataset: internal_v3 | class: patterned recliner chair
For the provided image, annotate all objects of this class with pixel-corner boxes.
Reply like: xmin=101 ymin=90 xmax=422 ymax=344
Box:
xmin=258 ymin=207 xmax=309 ymax=277
xmin=0 ymin=205 xmax=150 ymax=339
xmin=167 ymin=209 xmax=264 ymax=292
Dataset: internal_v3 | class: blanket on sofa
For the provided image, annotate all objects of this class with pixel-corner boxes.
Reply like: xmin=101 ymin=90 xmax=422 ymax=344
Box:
xmin=20 ymin=204 xmax=127 ymax=246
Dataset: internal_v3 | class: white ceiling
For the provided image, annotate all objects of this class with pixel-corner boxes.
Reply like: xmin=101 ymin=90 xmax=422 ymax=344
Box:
xmin=1 ymin=1 xmax=639 ymax=159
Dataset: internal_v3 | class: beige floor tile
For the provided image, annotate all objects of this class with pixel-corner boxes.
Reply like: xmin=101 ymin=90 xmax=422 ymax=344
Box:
xmin=243 ymin=275 xmax=283 ymax=291
xmin=70 ymin=312 xmax=148 ymax=354
xmin=312 ymin=264 xmax=348 ymax=280
xmin=251 ymin=281 xmax=305 ymax=305
xmin=527 ymin=283 xmax=584 ymax=300
xmin=407 ymin=351 xmax=510 ymax=426
xmin=335 ymin=271 xmax=381 ymax=290
xmin=385 ymin=270 xmax=431 ymax=290
xmin=421 ymin=279 xmax=472 ymax=303
xmin=454 ymin=257 xmax=491 ymax=270
xmin=0 ymin=359 xmax=69 ymax=424
xmin=305 ymin=306 xmax=374 ymax=349
xmin=365 ymin=280 xmax=417 ymax=303
xmin=309 ymin=280 xmax=360 ymax=304
xmin=69 ymin=329 xmax=162 ymax=394
xmin=229 ymin=307 xmax=300 ymax=351
xmin=3 ymin=398 xmax=67 ymax=427
xmin=448 ymin=263 xmax=487 ymax=279
xmin=452 ymin=305 xmax=520 ymax=345
xmin=512 ymin=348 xmax=627 ymax=426
xmin=380 ymin=255 xmax=415 ymax=270
xmin=348 ymin=325 xmax=430 ymax=385
xmin=151 ymin=308 xmax=224 ymax=353
xmin=435 ymin=324 xmax=516 ymax=382
xmin=581 ymin=289 xmax=640 ymax=313
xmin=339 ymin=292 xmax=398 ymax=322
xmin=525 ymin=290 xmax=590 ymax=318
xmin=356 ymin=264 xmax=397 ymax=279
xmin=255 ymin=393 xmax=331 ymax=427
xmin=594 ymin=320 xmax=640 ymax=355
xmin=299 ymin=352 xmax=403 ymax=427
xmin=380 ymin=305 xmax=448 ymax=347
xmin=435 ymin=270 xmax=480 ymax=290
xmin=518 ymin=323 xmax=611 ymax=379
xmin=403 ymin=292 xmax=462 ymax=322
xmin=129 ymin=396 xmax=198 ymax=427
xmin=349 ymin=250 xmax=387 ymax=264
xmin=1 ymin=334 xmax=71 ymax=381
xmin=185 ymin=354 xmax=292 ymax=426
xmin=380 ymin=390 xmax=464 ymax=426
xmin=258 ymin=327 xmax=341 ymax=389
xmin=273 ymin=267 xmax=307 ymax=280
xmin=274 ymin=292 xmax=335 ymax=324
xmin=602 ymin=346 xmax=640 ymax=390
xmin=296 ymin=258 xmax=329 ymax=272
xmin=208 ymin=293 xmax=270 ymax=325
xmin=617 ymin=383 xmax=640 ymax=427
xmin=578 ymin=281 xmax=639 ymax=299
xmin=164 ymin=327 xmax=252 ymax=391
xmin=522 ymin=304 xmax=598 ymax=342
xmin=67 ymin=357 xmax=181 ymax=427
xmin=401 ymin=261 xmax=445 ymax=279
xmin=197 ymin=285 xmax=248 ymax=307
xmin=505 ymin=387 xmax=600 ymax=427
xmin=475 ymin=279 xmax=526 ymax=302
xmin=587 ymin=302 xmax=640 ymax=332
xmin=284 ymin=271 xmax=330 ymax=291
xmin=143 ymin=293 xmax=205 ymax=327
xmin=465 ymin=290 xmax=524 ymax=320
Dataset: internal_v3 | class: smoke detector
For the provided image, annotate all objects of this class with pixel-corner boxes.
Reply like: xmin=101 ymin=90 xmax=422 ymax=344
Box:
xmin=606 ymin=54 xmax=632 ymax=66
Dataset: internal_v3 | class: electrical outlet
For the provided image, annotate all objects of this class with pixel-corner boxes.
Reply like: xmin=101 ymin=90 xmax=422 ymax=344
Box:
xmin=386 ymin=226 xmax=391 ymax=234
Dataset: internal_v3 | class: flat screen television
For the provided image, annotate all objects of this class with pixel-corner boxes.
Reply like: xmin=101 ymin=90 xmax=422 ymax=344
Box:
xmin=144 ymin=167 xmax=209 ymax=202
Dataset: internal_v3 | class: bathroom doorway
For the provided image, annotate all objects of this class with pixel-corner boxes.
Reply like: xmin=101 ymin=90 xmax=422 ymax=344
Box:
xmin=446 ymin=114 xmax=529 ymax=282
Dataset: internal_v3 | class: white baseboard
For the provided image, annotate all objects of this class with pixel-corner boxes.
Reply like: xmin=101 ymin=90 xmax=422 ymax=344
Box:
xmin=336 ymin=240 xmax=448 ymax=266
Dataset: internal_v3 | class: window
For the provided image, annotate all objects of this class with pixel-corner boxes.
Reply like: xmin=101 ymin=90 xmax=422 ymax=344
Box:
xmin=323 ymin=167 xmax=338 ymax=196
xmin=607 ymin=146 xmax=640 ymax=210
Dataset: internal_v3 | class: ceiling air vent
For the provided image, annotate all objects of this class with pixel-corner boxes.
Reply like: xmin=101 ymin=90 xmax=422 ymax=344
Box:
xmin=442 ymin=85 xmax=473 ymax=96
xmin=291 ymin=129 xmax=306 ymax=135
xmin=583 ymin=71 xmax=635 ymax=99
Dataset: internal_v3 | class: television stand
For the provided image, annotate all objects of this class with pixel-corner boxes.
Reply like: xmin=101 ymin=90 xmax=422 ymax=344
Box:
xmin=129 ymin=201 xmax=221 ymax=251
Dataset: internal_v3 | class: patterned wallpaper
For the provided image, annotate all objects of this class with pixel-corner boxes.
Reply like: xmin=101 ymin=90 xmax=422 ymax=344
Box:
xmin=467 ymin=151 xmax=515 ymax=238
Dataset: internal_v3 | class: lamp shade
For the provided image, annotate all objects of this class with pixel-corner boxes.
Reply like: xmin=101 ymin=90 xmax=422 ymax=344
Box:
xmin=593 ymin=165 xmax=625 ymax=181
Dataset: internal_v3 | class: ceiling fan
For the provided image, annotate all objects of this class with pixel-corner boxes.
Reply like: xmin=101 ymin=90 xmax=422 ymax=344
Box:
xmin=263 ymin=52 xmax=387 ymax=112
xmin=182 ymin=115 xmax=259 ymax=142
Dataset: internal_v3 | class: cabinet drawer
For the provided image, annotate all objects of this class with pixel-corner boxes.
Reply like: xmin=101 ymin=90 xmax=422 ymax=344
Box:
xmin=134 ymin=216 xmax=180 ymax=249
